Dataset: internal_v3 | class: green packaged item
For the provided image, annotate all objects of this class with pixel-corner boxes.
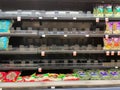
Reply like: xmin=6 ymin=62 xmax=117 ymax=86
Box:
xmin=104 ymin=5 xmax=113 ymax=17
xmin=77 ymin=70 xmax=90 ymax=80
xmin=0 ymin=20 xmax=13 ymax=33
xmin=108 ymin=70 xmax=120 ymax=80
xmin=93 ymin=5 xmax=104 ymax=17
xmin=113 ymin=5 xmax=120 ymax=17
xmin=89 ymin=71 xmax=101 ymax=80
xmin=99 ymin=70 xmax=110 ymax=80
xmin=93 ymin=6 xmax=97 ymax=17
xmin=0 ymin=37 xmax=9 ymax=50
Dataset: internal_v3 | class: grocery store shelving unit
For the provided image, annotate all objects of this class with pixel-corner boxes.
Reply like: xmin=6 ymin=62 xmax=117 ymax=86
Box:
xmin=1 ymin=0 xmax=120 ymax=89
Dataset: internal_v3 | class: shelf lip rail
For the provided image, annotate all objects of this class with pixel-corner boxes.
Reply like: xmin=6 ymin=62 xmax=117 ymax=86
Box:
xmin=0 ymin=63 xmax=116 ymax=70
xmin=1 ymin=80 xmax=120 ymax=88
xmin=0 ymin=10 xmax=119 ymax=20
xmin=0 ymin=30 xmax=120 ymax=37
xmin=0 ymin=48 xmax=120 ymax=54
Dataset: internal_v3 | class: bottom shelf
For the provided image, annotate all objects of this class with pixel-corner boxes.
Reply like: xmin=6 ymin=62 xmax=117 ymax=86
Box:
xmin=1 ymin=80 xmax=120 ymax=88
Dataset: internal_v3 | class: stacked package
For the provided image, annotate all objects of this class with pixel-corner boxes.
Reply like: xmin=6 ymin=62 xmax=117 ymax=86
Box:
xmin=76 ymin=69 xmax=120 ymax=80
xmin=0 ymin=69 xmax=120 ymax=82
xmin=93 ymin=5 xmax=120 ymax=17
xmin=103 ymin=37 xmax=120 ymax=50
xmin=0 ymin=20 xmax=13 ymax=50
xmin=105 ymin=22 xmax=120 ymax=34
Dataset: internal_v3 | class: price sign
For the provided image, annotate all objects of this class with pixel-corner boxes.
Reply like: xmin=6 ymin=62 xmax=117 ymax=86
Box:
xmin=17 ymin=16 xmax=21 ymax=21
xmin=73 ymin=17 xmax=77 ymax=20
xmin=96 ymin=18 xmax=99 ymax=23
xmin=39 ymin=17 xmax=43 ymax=19
xmin=64 ymin=34 xmax=67 ymax=37
xmin=41 ymin=51 xmax=45 ymax=56
xmin=73 ymin=51 xmax=77 ymax=56
xmin=85 ymin=34 xmax=89 ymax=37
xmin=105 ymin=18 xmax=109 ymax=22
xmin=111 ymin=51 xmax=115 ymax=56
xmin=105 ymin=35 xmax=109 ymax=39
xmin=38 ymin=68 xmax=42 ymax=72
xmin=42 ymin=34 xmax=46 ymax=37
xmin=106 ymin=51 xmax=110 ymax=56
xmin=118 ymin=51 xmax=120 ymax=56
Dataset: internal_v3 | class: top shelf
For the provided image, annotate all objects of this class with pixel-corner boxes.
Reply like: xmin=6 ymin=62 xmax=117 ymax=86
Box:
xmin=0 ymin=10 xmax=120 ymax=20
xmin=0 ymin=0 xmax=120 ymax=4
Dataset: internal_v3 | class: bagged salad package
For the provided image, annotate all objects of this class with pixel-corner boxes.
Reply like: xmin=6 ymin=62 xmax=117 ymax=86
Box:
xmin=0 ymin=72 xmax=7 ymax=82
xmin=0 ymin=37 xmax=9 ymax=50
xmin=89 ymin=70 xmax=101 ymax=80
xmin=104 ymin=4 xmax=113 ymax=17
xmin=99 ymin=70 xmax=110 ymax=80
xmin=105 ymin=22 xmax=113 ymax=34
xmin=3 ymin=71 xmax=21 ymax=82
xmin=113 ymin=5 xmax=120 ymax=17
xmin=113 ymin=22 xmax=120 ymax=34
xmin=0 ymin=20 xmax=13 ymax=50
xmin=0 ymin=20 xmax=13 ymax=33
xmin=93 ymin=5 xmax=104 ymax=17
xmin=108 ymin=70 xmax=120 ymax=80
xmin=77 ymin=70 xmax=90 ymax=80
xmin=103 ymin=38 xmax=113 ymax=50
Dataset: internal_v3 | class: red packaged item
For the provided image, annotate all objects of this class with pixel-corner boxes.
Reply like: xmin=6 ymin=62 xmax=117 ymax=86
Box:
xmin=23 ymin=75 xmax=37 ymax=82
xmin=40 ymin=78 xmax=52 ymax=82
xmin=3 ymin=71 xmax=21 ymax=82
xmin=103 ymin=38 xmax=113 ymax=50
xmin=23 ymin=76 xmax=30 ymax=82
xmin=0 ymin=72 xmax=6 ymax=82
xmin=113 ymin=38 xmax=119 ymax=50
xmin=63 ymin=74 xmax=80 ymax=81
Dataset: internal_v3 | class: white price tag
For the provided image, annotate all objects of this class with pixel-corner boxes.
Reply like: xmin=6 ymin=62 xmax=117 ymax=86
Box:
xmin=73 ymin=17 xmax=77 ymax=20
xmin=64 ymin=34 xmax=67 ymax=37
xmin=96 ymin=18 xmax=99 ymax=23
xmin=115 ymin=66 xmax=118 ymax=69
xmin=41 ymin=51 xmax=45 ymax=56
xmin=39 ymin=17 xmax=43 ymax=19
xmin=42 ymin=34 xmax=46 ymax=37
xmin=111 ymin=51 xmax=115 ymax=56
xmin=85 ymin=34 xmax=89 ymax=37
xmin=118 ymin=51 xmax=120 ymax=56
xmin=54 ymin=17 xmax=57 ymax=20
xmin=73 ymin=51 xmax=77 ymax=56
xmin=106 ymin=51 xmax=110 ymax=56
xmin=51 ymin=86 xmax=55 ymax=89
xmin=17 ymin=16 xmax=21 ymax=21
xmin=38 ymin=68 xmax=42 ymax=72
xmin=105 ymin=18 xmax=109 ymax=22
xmin=105 ymin=35 xmax=109 ymax=39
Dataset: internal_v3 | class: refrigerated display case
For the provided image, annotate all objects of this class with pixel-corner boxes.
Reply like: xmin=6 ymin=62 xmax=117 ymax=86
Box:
xmin=1 ymin=0 xmax=120 ymax=90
